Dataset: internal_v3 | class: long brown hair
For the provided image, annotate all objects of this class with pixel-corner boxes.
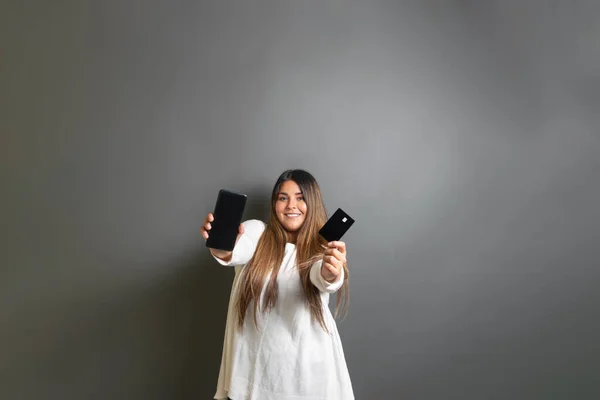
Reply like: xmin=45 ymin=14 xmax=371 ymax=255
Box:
xmin=236 ymin=169 xmax=349 ymax=331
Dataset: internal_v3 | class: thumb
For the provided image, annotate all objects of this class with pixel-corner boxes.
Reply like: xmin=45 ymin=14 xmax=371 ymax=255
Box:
xmin=236 ymin=223 xmax=245 ymax=241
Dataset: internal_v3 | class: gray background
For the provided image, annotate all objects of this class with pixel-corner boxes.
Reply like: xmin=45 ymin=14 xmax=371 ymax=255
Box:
xmin=2 ymin=1 xmax=599 ymax=399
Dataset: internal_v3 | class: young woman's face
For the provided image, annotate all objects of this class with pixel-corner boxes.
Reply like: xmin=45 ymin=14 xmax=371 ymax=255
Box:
xmin=275 ymin=180 xmax=307 ymax=235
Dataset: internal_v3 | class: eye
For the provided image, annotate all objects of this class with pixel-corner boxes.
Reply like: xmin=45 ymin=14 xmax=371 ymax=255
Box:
xmin=278 ymin=196 xmax=287 ymax=201
xmin=298 ymin=196 xmax=304 ymax=201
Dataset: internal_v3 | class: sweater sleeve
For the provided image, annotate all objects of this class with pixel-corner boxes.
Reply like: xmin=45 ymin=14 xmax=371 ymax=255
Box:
xmin=213 ymin=219 xmax=265 ymax=266
xmin=309 ymin=258 xmax=345 ymax=293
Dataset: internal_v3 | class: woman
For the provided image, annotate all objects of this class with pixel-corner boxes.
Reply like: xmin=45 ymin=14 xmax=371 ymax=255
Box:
xmin=201 ymin=169 xmax=354 ymax=400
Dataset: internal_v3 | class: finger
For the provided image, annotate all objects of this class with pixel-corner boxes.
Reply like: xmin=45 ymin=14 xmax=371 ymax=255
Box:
xmin=332 ymin=248 xmax=342 ymax=260
xmin=205 ymin=222 xmax=212 ymax=231
xmin=326 ymin=249 xmax=345 ymax=263
xmin=238 ymin=223 xmax=245 ymax=235
xmin=337 ymin=250 xmax=347 ymax=265
xmin=324 ymin=256 xmax=340 ymax=270
xmin=323 ymin=261 xmax=338 ymax=275
xmin=208 ymin=213 xmax=214 ymax=222
xmin=324 ymin=255 xmax=337 ymax=265
xmin=328 ymin=241 xmax=346 ymax=254
xmin=331 ymin=257 xmax=342 ymax=270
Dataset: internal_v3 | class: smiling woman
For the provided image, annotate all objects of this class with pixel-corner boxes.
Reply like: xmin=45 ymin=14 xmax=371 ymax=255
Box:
xmin=201 ymin=169 xmax=353 ymax=400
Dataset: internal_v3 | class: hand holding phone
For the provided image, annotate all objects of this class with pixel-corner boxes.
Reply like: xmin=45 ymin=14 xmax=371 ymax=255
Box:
xmin=204 ymin=189 xmax=247 ymax=252
xmin=202 ymin=212 xmax=244 ymax=260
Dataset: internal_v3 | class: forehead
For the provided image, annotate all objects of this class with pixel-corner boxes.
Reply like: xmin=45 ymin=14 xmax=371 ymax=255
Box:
xmin=279 ymin=180 xmax=302 ymax=193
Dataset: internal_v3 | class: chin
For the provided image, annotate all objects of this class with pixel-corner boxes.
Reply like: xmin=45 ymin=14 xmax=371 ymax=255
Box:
xmin=285 ymin=224 xmax=302 ymax=232
xmin=281 ymin=220 xmax=304 ymax=233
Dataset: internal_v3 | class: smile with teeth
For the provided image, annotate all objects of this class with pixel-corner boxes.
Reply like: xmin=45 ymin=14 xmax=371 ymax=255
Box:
xmin=285 ymin=213 xmax=301 ymax=218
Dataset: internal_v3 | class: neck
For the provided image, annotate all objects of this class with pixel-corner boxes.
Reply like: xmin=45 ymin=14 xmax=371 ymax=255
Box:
xmin=288 ymin=231 xmax=298 ymax=244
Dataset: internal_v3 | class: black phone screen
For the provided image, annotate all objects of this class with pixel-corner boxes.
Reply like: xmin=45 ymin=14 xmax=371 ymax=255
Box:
xmin=206 ymin=189 xmax=247 ymax=251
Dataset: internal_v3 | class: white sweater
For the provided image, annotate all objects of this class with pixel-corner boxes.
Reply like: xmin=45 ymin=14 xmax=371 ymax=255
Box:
xmin=213 ymin=219 xmax=354 ymax=400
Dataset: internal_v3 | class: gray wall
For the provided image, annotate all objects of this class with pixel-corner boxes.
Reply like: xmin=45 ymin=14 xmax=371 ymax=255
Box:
xmin=2 ymin=1 xmax=599 ymax=399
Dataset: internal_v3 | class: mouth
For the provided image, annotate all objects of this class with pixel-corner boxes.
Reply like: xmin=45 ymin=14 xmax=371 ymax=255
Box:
xmin=284 ymin=213 xmax=302 ymax=219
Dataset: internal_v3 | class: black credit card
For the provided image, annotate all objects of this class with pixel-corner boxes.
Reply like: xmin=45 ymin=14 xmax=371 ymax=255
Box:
xmin=319 ymin=208 xmax=355 ymax=242
xmin=206 ymin=189 xmax=247 ymax=251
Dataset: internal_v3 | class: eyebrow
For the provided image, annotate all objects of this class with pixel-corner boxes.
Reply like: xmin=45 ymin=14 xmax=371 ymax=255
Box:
xmin=279 ymin=192 xmax=303 ymax=196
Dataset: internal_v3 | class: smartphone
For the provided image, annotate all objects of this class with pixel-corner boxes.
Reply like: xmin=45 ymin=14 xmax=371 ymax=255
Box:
xmin=206 ymin=189 xmax=247 ymax=251
xmin=319 ymin=208 xmax=355 ymax=242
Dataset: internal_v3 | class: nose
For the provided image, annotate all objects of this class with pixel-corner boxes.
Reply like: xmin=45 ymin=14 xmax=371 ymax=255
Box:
xmin=287 ymin=198 xmax=297 ymax=209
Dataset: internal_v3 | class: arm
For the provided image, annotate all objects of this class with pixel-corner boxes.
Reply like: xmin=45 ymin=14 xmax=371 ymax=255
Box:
xmin=213 ymin=219 xmax=265 ymax=266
